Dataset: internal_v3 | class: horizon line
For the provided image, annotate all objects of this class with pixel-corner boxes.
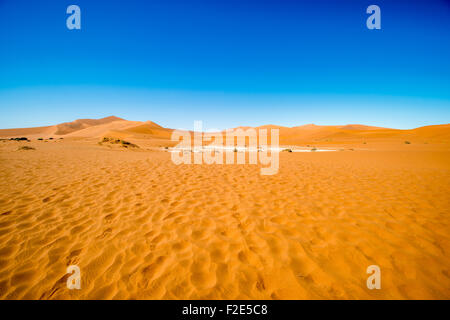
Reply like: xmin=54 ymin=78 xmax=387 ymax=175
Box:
xmin=0 ymin=115 xmax=449 ymax=132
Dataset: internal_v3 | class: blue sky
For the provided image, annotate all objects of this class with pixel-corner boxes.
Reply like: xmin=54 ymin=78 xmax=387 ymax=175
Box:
xmin=0 ymin=0 xmax=449 ymax=130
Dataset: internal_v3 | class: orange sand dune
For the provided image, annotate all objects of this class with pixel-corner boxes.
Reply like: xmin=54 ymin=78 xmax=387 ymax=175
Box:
xmin=0 ymin=125 xmax=55 ymax=137
xmin=55 ymin=116 xmax=125 ymax=135
xmin=1 ymin=116 xmax=449 ymax=146
xmin=410 ymin=124 xmax=450 ymax=140
xmin=63 ymin=120 xmax=142 ymax=138
xmin=0 ymin=117 xmax=175 ymax=143
xmin=0 ymin=118 xmax=449 ymax=300
xmin=120 ymin=121 xmax=173 ymax=139
xmin=230 ymin=122 xmax=450 ymax=146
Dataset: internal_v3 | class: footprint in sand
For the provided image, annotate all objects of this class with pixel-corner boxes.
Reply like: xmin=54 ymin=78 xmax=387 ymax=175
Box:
xmin=97 ymin=228 xmax=113 ymax=239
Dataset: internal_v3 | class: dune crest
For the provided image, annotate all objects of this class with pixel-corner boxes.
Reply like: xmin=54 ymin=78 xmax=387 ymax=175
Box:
xmin=54 ymin=116 xmax=125 ymax=135
xmin=1 ymin=117 xmax=450 ymax=146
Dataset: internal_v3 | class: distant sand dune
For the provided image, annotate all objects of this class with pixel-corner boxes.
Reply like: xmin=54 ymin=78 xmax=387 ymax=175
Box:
xmin=1 ymin=117 xmax=450 ymax=146
xmin=55 ymin=116 xmax=125 ymax=135
xmin=0 ymin=126 xmax=55 ymax=137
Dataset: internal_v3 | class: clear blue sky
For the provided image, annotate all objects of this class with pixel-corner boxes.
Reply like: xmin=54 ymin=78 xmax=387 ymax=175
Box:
xmin=0 ymin=0 xmax=449 ymax=130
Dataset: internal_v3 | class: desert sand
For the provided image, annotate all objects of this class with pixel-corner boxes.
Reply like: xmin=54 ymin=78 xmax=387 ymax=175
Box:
xmin=0 ymin=117 xmax=449 ymax=299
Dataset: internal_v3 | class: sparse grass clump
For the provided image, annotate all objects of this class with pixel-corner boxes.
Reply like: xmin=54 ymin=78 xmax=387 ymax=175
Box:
xmin=37 ymin=138 xmax=43 ymax=141
xmin=18 ymin=146 xmax=35 ymax=151
xmin=310 ymin=147 xmax=317 ymax=152
xmin=100 ymin=137 xmax=139 ymax=148
xmin=404 ymin=141 xmax=411 ymax=144
xmin=283 ymin=148 xmax=293 ymax=153
xmin=120 ymin=140 xmax=139 ymax=148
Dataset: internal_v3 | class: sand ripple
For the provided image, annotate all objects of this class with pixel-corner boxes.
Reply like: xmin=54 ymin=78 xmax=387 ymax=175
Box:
xmin=0 ymin=141 xmax=449 ymax=299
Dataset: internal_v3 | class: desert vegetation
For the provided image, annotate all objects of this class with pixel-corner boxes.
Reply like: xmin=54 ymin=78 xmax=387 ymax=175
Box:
xmin=100 ymin=137 xmax=139 ymax=148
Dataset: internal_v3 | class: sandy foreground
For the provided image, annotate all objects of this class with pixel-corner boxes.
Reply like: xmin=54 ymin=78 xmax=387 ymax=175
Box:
xmin=0 ymin=138 xmax=449 ymax=299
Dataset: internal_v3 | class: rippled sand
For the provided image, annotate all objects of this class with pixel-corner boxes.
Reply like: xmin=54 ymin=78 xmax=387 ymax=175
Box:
xmin=0 ymin=139 xmax=449 ymax=299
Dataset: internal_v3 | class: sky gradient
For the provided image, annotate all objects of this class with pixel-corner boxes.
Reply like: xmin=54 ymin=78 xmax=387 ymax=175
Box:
xmin=0 ymin=0 xmax=449 ymax=130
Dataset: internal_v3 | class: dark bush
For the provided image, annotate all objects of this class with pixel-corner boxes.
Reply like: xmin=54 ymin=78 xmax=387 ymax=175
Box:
xmin=18 ymin=146 xmax=35 ymax=150
xmin=10 ymin=137 xmax=29 ymax=141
